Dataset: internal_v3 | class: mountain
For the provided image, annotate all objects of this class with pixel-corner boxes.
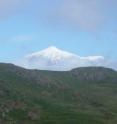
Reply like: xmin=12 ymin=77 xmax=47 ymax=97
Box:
xmin=0 ymin=63 xmax=117 ymax=124
xmin=20 ymin=46 xmax=105 ymax=71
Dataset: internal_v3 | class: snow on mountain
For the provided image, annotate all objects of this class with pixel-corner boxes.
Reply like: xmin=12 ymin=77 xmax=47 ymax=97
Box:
xmin=26 ymin=46 xmax=78 ymax=62
xmin=19 ymin=46 xmax=105 ymax=71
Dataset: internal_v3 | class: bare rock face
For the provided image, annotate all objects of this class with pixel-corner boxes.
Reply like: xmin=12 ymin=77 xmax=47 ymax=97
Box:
xmin=28 ymin=108 xmax=41 ymax=121
xmin=71 ymin=67 xmax=117 ymax=81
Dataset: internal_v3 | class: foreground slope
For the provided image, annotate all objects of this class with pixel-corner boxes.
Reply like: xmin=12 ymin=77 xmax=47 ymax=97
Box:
xmin=0 ymin=63 xmax=117 ymax=124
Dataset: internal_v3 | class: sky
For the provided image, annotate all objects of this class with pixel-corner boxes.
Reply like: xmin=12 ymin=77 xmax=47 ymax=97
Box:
xmin=0 ymin=0 xmax=117 ymax=69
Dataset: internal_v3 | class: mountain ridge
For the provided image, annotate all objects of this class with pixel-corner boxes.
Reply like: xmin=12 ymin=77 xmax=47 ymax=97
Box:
xmin=1 ymin=62 xmax=116 ymax=72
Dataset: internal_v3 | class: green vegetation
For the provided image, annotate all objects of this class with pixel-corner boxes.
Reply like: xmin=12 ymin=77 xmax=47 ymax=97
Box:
xmin=0 ymin=63 xmax=117 ymax=124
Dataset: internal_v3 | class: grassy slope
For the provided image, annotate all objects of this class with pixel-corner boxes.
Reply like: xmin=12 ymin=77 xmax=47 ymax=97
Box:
xmin=0 ymin=63 xmax=117 ymax=124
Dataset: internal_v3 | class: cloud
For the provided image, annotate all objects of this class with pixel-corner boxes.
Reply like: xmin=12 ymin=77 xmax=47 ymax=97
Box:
xmin=11 ymin=35 xmax=33 ymax=42
xmin=33 ymin=0 xmax=105 ymax=31
xmin=17 ymin=54 xmax=116 ymax=71
xmin=33 ymin=0 xmax=117 ymax=31
xmin=0 ymin=0 xmax=116 ymax=31
xmin=57 ymin=0 xmax=103 ymax=30
xmin=0 ymin=0 xmax=31 ymax=19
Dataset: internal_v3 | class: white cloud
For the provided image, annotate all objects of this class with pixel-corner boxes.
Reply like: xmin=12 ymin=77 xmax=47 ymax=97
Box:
xmin=11 ymin=35 xmax=33 ymax=42
xmin=57 ymin=0 xmax=103 ymax=30
xmin=33 ymin=0 xmax=117 ymax=31
xmin=33 ymin=0 xmax=105 ymax=31
xmin=0 ymin=0 xmax=31 ymax=19
xmin=0 ymin=0 xmax=116 ymax=31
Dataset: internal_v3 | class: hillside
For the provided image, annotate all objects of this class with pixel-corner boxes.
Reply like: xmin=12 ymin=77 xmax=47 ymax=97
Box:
xmin=0 ymin=63 xmax=117 ymax=124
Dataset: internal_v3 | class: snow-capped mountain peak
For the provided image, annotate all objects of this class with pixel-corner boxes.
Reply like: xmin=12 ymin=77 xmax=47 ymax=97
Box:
xmin=26 ymin=46 xmax=77 ymax=61
xmin=21 ymin=46 xmax=105 ymax=71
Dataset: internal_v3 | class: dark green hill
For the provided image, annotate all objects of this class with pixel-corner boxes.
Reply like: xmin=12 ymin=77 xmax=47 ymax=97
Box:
xmin=0 ymin=63 xmax=117 ymax=124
